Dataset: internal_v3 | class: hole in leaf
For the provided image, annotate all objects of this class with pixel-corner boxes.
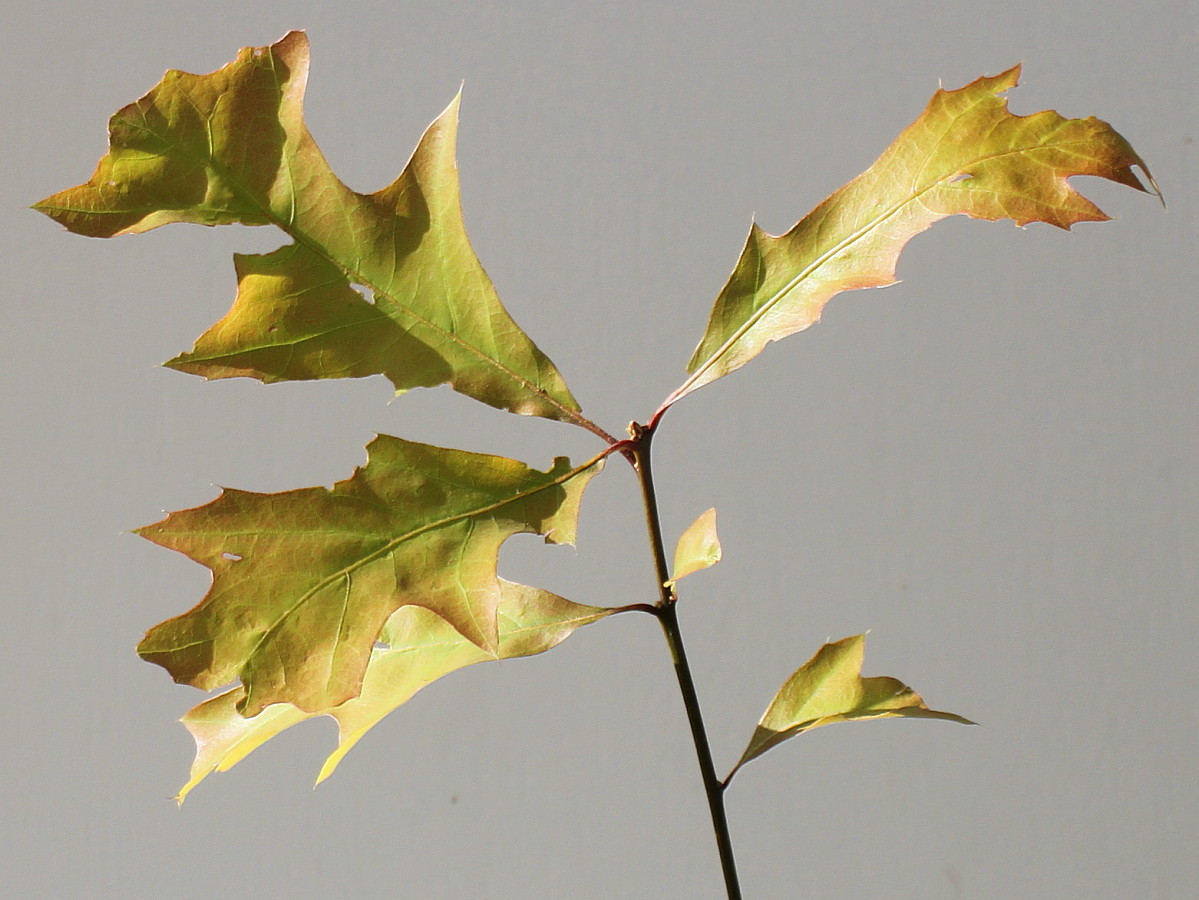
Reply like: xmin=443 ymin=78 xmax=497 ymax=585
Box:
xmin=947 ymin=173 xmax=973 ymax=184
xmin=222 ymin=552 xmax=243 ymax=562
xmin=353 ymin=284 xmax=377 ymax=305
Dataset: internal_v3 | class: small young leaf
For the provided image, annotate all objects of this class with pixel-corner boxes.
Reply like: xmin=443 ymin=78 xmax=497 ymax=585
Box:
xmin=175 ymin=585 xmax=612 ymax=801
xmin=33 ymin=32 xmax=587 ymax=425
xmin=669 ymin=507 xmax=721 ymax=586
xmin=671 ymin=66 xmax=1157 ymax=406
xmin=729 ymin=634 xmax=972 ymax=780
xmin=136 ymin=434 xmax=603 ymax=716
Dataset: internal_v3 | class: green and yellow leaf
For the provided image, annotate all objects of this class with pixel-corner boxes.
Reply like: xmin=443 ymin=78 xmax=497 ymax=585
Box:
xmin=136 ymin=434 xmax=603 ymax=716
xmin=34 ymin=31 xmax=585 ymax=424
xmin=729 ymin=634 xmax=972 ymax=780
xmin=671 ymin=66 xmax=1157 ymax=405
xmin=668 ymin=507 xmax=721 ymax=586
xmin=176 ymin=586 xmax=612 ymax=801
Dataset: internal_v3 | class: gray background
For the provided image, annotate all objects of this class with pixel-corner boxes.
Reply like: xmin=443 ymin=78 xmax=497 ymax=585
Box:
xmin=3 ymin=1 xmax=1195 ymax=897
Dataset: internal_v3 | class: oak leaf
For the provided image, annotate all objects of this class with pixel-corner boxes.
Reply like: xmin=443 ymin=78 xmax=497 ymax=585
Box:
xmin=33 ymin=31 xmax=585 ymax=425
xmin=671 ymin=66 xmax=1157 ymax=405
xmin=136 ymin=434 xmax=602 ymax=716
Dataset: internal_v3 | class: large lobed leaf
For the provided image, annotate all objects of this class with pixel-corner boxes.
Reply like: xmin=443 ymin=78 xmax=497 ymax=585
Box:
xmin=729 ymin=634 xmax=972 ymax=781
xmin=34 ymin=31 xmax=585 ymax=424
xmin=671 ymin=66 xmax=1157 ymax=405
xmin=175 ymin=586 xmax=611 ymax=801
xmin=137 ymin=434 xmax=603 ymax=716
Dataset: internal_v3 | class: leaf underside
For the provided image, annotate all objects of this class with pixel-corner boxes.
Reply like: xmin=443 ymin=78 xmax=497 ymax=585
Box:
xmin=730 ymin=634 xmax=972 ymax=780
xmin=33 ymin=31 xmax=582 ymax=423
xmin=176 ymin=586 xmax=611 ymax=801
xmin=674 ymin=65 xmax=1156 ymax=405
xmin=136 ymin=434 xmax=602 ymax=716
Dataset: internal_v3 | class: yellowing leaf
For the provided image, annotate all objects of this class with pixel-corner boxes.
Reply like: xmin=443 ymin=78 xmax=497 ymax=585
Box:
xmin=176 ymin=586 xmax=612 ymax=801
xmin=136 ymin=434 xmax=603 ymax=716
xmin=34 ymin=32 xmax=589 ymax=426
xmin=730 ymin=634 xmax=972 ymax=780
xmin=671 ymin=66 xmax=1157 ymax=406
xmin=669 ymin=507 xmax=721 ymax=585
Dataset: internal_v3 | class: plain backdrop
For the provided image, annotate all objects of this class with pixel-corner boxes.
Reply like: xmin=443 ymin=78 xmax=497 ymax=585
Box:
xmin=3 ymin=2 xmax=1195 ymax=897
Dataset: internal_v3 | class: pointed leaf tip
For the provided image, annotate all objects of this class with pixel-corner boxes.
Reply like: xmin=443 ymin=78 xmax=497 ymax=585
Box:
xmin=671 ymin=67 xmax=1156 ymax=407
xmin=730 ymin=634 xmax=972 ymax=781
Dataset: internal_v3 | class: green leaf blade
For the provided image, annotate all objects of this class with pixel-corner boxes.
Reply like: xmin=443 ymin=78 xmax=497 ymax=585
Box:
xmin=136 ymin=434 xmax=604 ymax=716
xmin=34 ymin=32 xmax=587 ymax=425
xmin=669 ymin=507 xmax=722 ymax=585
xmin=732 ymin=634 xmax=972 ymax=779
xmin=175 ymin=587 xmax=612 ymax=802
xmin=675 ymin=66 xmax=1156 ymax=404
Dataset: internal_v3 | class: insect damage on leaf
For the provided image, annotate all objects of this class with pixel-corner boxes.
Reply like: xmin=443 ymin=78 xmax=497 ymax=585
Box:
xmin=33 ymin=31 xmax=593 ymax=428
xmin=135 ymin=434 xmax=604 ymax=716
xmin=668 ymin=65 xmax=1158 ymax=408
